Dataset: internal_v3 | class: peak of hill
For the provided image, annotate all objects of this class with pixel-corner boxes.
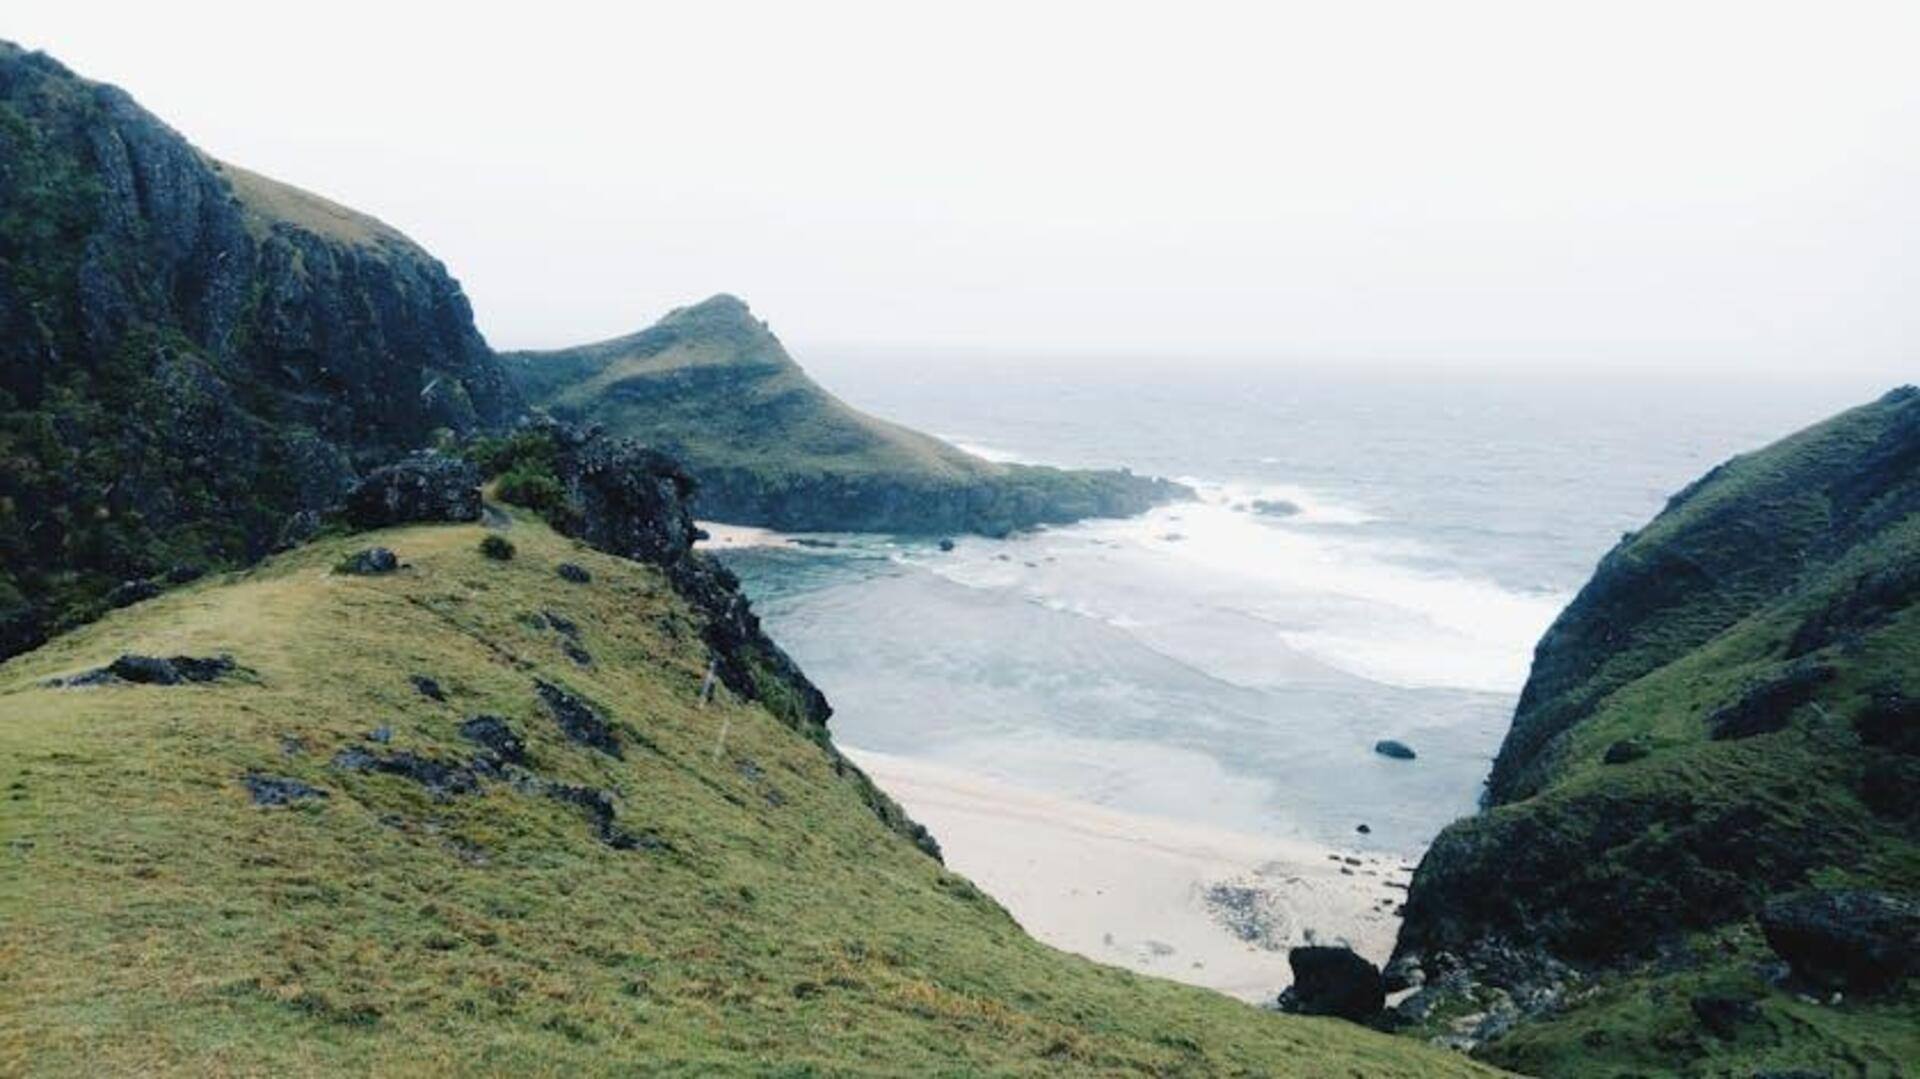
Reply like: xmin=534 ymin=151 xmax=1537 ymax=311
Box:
xmin=1386 ymin=386 xmax=1920 ymax=1075
xmin=0 ymin=41 xmax=521 ymax=660
xmin=503 ymin=298 xmax=1189 ymax=535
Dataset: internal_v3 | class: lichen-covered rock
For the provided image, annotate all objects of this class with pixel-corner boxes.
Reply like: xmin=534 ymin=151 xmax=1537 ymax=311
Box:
xmin=342 ymin=453 xmax=482 ymax=528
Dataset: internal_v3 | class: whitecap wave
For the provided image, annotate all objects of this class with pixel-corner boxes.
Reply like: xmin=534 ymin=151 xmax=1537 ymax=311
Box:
xmin=905 ymin=477 xmax=1566 ymax=694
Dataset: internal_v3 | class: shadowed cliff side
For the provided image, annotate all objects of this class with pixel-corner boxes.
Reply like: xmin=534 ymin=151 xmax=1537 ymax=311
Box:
xmin=1386 ymin=386 xmax=1920 ymax=1075
xmin=502 ymin=295 xmax=1189 ymax=535
xmin=0 ymin=42 xmax=522 ymax=659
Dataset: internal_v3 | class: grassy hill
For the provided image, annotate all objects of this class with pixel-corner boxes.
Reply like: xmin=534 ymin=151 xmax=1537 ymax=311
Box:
xmin=502 ymin=296 xmax=1188 ymax=535
xmin=1388 ymin=387 xmax=1920 ymax=1076
xmin=0 ymin=509 xmax=1489 ymax=1076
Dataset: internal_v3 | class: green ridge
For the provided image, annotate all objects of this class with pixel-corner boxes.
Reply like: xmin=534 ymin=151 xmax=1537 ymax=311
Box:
xmin=0 ymin=511 xmax=1492 ymax=1076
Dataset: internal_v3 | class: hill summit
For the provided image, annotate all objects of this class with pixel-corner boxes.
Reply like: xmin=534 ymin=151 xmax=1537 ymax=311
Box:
xmin=503 ymin=296 xmax=1189 ymax=535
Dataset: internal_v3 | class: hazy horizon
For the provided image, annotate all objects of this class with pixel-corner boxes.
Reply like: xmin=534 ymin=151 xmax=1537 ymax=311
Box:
xmin=11 ymin=1 xmax=1917 ymax=373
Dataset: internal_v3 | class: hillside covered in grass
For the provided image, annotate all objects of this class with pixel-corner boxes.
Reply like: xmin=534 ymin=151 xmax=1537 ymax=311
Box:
xmin=1385 ymin=387 xmax=1920 ymax=1076
xmin=0 ymin=503 xmax=1489 ymax=1076
xmin=502 ymin=295 xmax=1188 ymax=535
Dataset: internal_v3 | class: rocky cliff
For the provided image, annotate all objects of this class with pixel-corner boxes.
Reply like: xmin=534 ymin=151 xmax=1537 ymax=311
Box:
xmin=0 ymin=42 xmax=521 ymax=658
xmin=502 ymin=295 xmax=1189 ymax=535
xmin=1386 ymin=387 xmax=1920 ymax=1075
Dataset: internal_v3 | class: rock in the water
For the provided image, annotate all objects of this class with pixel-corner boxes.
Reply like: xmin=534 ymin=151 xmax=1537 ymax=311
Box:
xmin=337 ymin=547 xmax=400 ymax=575
xmin=243 ymin=773 xmax=329 ymax=807
xmin=556 ymin=562 xmax=593 ymax=584
xmin=937 ymin=538 xmax=955 ymax=552
xmin=1374 ymin=739 xmax=1417 ymax=760
xmin=459 ymin=715 xmax=528 ymax=766
xmin=1277 ymin=946 xmax=1385 ymax=1021
xmin=1251 ymin=498 xmax=1302 ymax=517
xmin=342 ymin=452 xmax=483 ymax=528
xmin=1759 ymin=888 xmax=1919 ymax=994
xmin=409 ymin=674 xmax=447 ymax=702
xmin=1356 ymin=823 xmax=1372 ymax=834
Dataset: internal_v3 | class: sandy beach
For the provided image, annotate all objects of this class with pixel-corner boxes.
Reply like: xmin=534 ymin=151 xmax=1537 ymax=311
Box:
xmin=696 ymin=521 xmax=796 ymax=550
xmin=846 ymin=747 xmax=1414 ymax=1002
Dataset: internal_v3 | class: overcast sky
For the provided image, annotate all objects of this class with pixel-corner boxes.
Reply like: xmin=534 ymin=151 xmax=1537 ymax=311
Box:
xmin=9 ymin=1 xmax=1918 ymax=370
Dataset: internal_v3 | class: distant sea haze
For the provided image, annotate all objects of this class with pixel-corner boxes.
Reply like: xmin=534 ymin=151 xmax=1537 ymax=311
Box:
xmin=720 ymin=361 xmax=1897 ymax=852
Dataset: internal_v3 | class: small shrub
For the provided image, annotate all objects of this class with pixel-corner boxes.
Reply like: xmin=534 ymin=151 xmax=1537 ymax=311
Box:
xmin=479 ymin=535 xmax=516 ymax=561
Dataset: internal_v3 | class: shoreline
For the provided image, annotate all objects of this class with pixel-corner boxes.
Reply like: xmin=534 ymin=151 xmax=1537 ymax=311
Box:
xmin=845 ymin=747 xmax=1413 ymax=1002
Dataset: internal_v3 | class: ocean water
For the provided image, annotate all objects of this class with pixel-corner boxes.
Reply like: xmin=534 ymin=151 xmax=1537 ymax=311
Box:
xmin=716 ymin=359 xmax=1897 ymax=856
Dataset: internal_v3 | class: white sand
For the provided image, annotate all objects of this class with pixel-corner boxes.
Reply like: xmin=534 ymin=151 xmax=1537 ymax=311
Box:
xmin=845 ymin=748 xmax=1414 ymax=1002
xmin=695 ymin=521 xmax=793 ymax=550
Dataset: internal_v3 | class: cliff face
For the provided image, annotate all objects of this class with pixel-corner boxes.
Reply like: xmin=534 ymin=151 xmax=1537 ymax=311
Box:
xmin=0 ymin=43 xmax=521 ymax=656
xmin=1388 ymin=387 xmax=1920 ymax=1074
xmin=502 ymin=295 xmax=1188 ymax=535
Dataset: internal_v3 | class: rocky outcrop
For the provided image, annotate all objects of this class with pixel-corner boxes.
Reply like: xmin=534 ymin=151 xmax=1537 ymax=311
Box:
xmin=1759 ymin=889 xmax=1919 ymax=994
xmin=0 ymin=42 xmax=521 ymax=659
xmin=1276 ymin=946 xmax=1385 ymax=1021
xmin=342 ymin=453 xmax=483 ymax=528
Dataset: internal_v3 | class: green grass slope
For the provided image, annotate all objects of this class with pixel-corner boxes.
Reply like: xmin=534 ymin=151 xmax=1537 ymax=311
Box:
xmin=0 ymin=510 xmax=1489 ymax=1076
xmin=1388 ymin=387 xmax=1920 ymax=1076
xmin=502 ymin=296 xmax=1187 ymax=535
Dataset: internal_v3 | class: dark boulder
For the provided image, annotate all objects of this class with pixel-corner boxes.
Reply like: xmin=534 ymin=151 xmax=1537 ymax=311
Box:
xmin=337 ymin=547 xmax=400 ymax=575
xmin=331 ymin=747 xmax=479 ymax=799
xmin=556 ymin=562 xmax=593 ymax=584
xmin=1759 ymin=889 xmax=1919 ymax=994
xmin=1688 ymin=993 xmax=1760 ymax=1038
xmin=459 ymin=715 xmax=528 ymax=766
xmin=1277 ymin=946 xmax=1385 ymax=1021
xmin=1706 ymin=661 xmax=1835 ymax=741
xmin=535 ymin=680 xmax=622 ymax=758
xmin=409 ymin=675 xmax=447 ymax=702
xmin=342 ymin=453 xmax=483 ymax=528
xmin=243 ymin=773 xmax=329 ymax=807
xmin=1602 ymin=737 xmax=1650 ymax=764
xmin=937 ymin=538 xmax=955 ymax=552
xmin=100 ymin=653 xmax=235 ymax=685
xmin=1374 ymin=739 xmax=1417 ymax=760
xmin=105 ymin=579 xmax=161 ymax=609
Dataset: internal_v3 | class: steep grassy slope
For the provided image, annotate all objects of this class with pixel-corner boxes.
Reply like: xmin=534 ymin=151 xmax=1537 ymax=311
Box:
xmin=0 ymin=511 xmax=1489 ymax=1076
xmin=0 ymin=42 xmax=520 ymax=660
xmin=1388 ymin=387 xmax=1920 ymax=1076
xmin=503 ymin=295 xmax=1187 ymax=535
